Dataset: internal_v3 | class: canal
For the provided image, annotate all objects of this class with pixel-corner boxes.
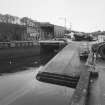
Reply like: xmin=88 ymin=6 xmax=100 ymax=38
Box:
xmin=0 ymin=52 xmax=56 ymax=74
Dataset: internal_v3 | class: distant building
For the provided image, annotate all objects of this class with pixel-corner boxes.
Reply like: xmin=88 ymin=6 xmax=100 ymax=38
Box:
xmin=19 ymin=17 xmax=44 ymax=41
xmin=54 ymin=25 xmax=65 ymax=38
xmin=40 ymin=22 xmax=54 ymax=40
xmin=39 ymin=23 xmax=66 ymax=39
xmin=98 ymin=35 xmax=105 ymax=42
xmin=0 ymin=13 xmax=68 ymax=41
xmin=22 ymin=25 xmax=42 ymax=41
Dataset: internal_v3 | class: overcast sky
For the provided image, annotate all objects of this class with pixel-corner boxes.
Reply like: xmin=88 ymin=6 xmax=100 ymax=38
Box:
xmin=0 ymin=0 xmax=105 ymax=32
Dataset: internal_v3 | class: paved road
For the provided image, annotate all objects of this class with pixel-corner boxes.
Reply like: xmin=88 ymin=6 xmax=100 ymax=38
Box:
xmin=87 ymin=58 xmax=105 ymax=105
xmin=76 ymin=41 xmax=105 ymax=105
xmin=69 ymin=41 xmax=105 ymax=105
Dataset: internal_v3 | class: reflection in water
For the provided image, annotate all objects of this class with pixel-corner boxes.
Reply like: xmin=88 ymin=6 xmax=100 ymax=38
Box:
xmin=0 ymin=52 xmax=56 ymax=74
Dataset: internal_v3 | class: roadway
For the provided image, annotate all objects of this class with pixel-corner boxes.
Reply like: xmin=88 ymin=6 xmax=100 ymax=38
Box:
xmin=71 ymin=41 xmax=105 ymax=105
xmin=87 ymin=58 xmax=105 ymax=105
xmin=70 ymin=41 xmax=105 ymax=105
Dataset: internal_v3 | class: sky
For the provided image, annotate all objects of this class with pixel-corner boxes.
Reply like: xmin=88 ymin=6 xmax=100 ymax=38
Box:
xmin=0 ymin=0 xmax=105 ymax=32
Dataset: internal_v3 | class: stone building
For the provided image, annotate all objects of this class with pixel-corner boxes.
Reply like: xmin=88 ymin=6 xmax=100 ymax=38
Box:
xmin=20 ymin=17 xmax=43 ymax=41
xmin=40 ymin=22 xmax=54 ymax=40
xmin=54 ymin=25 xmax=65 ymax=38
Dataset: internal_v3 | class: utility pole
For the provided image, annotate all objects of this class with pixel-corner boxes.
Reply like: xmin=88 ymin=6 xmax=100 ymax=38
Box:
xmin=59 ymin=17 xmax=67 ymax=34
xmin=64 ymin=17 xmax=66 ymax=34
xmin=69 ymin=22 xmax=72 ymax=32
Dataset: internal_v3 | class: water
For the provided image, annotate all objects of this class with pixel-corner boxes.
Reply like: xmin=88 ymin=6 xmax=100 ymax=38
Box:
xmin=0 ymin=52 xmax=57 ymax=104
xmin=0 ymin=52 xmax=56 ymax=74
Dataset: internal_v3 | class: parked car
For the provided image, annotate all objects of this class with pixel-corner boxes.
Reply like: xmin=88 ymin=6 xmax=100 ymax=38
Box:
xmin=79 ymin=43 xmax=90 ymax=60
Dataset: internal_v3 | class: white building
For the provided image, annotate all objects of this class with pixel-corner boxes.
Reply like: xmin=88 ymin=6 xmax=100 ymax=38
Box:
xmin=98 ymin=35 xmax=105 ymax=42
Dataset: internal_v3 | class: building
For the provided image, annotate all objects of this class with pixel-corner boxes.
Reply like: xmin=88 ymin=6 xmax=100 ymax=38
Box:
xmin=98 ymin=35 xmax=105 ymax=42
xmin=40 ymin=22 xmax=54 ymax=40
xmin=54 ymin=25 xmax=65 ymax=38
xmin=39 ymin=23 xmax=66 ymax=39
xmin=22 ymin=25 xmax=42 ymax=41
xmin=0 ymin=13 xmax=67 ymax=41
xmin=20 ymin=17 xmax=44 ymax=41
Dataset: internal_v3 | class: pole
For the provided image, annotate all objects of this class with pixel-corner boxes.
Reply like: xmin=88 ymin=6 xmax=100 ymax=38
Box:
xmin=70 ymin=22 xmax=72 ymax=32
xmin=64 ymin=17 xmax=66 ymax=34
xmin=59 ymin=17 xmax=67 ymax=34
